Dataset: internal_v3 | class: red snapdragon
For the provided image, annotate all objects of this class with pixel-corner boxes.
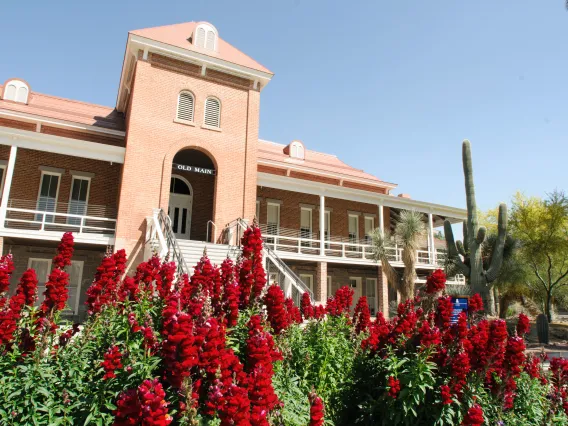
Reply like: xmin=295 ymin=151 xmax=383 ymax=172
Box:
xmin=425 ymin=269 xmax=446 ymax=294
xmin=301 ymin=292 xmax=315 ymax=319
xmin=264 ymin=285 xmax=289 ymax=335
xmin=353 ymin=296 xmax=371 ymax=334
xmin=440 ymin=384 xmax=453 ymax=405
xmin=387 ymin=376 xmax=400 ymax=398
xmin=308 ymin=391 xmax=325 ymax=426
xmin=0 ymin=254 xmax=15 ymax=295
xmin=516 ymin=313 xmax=530 ymax=336
xmin=462 ymin=404 xmax=483 ymax=425
xmin=113 ymin=379 xmax=172 ymax=426
xmin=15 ymin=269 xmax=38 ymax=306
xmin=101 ymin=345 xmax=123 ymax=380
xmin=468 ymin=294 xmax=483 ymax=314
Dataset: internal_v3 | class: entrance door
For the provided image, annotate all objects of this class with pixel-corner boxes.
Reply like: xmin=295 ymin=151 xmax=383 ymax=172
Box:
xmin=349 ymin=277 xmax=362 ymax=312
xmin=169 ymin=176 xmax=193 ymax=239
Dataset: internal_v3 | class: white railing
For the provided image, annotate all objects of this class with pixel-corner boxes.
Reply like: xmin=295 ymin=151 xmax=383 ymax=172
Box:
xmin=146 ymin=208 xmax=189 ymax=276
xmin=258 ymin=224 xmax=447 ymax=266
xmin=3 ymin=199 xmax=116 ymax=236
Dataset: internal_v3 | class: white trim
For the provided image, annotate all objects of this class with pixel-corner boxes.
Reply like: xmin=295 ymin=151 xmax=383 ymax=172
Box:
xmin=0 ymin=109 xmax=126 ymax=137
xmin=348 ymin=213 xmax=359 ymax=242
xmin=0 ymin=163 xmax=6 ymax=197
xmin=3 ymin=80 xmax=29 ymax=104
xmin=203 ymin=96 xmax=221 ymax=129
xmin=0 ymin=227 xmax=114 ymax=245
xmin=169 ymin=174 xmax=193 ymax=239
xmin=0 ymin=127 xmax=126 ymax=164
xmin=0 ymin=146 xmax=17 ymax=227
xmin=36 ymin=169 xmax=62 ymax=220
xmin=258 ymin=158 xmax=397 ymax=190
xmin=257 ymin=172 xmax=466 ymax=221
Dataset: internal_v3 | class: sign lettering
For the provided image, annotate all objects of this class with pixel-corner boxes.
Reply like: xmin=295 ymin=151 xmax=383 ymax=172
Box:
xmin=172 ymin=163 xmax=216 ymax=175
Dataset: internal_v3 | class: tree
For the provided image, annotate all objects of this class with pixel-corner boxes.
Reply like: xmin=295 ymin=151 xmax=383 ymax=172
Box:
xmin=510 ymin=190 xmax=568 ymax=322
xmin=371 ymin=210 xmax=426 ymax=302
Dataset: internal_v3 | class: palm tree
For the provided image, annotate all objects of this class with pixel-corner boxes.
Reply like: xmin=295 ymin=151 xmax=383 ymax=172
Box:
xmin=371 ymin=210 xmax=427 ymax=302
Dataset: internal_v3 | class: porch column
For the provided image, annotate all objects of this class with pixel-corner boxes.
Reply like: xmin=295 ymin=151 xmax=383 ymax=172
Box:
xmin=378 ymin=203 xmax=384 ymax=236
xmin=315 ymin=261 xmax=327 ymax=303
xmin=428 ymin=212 xmax=435 ymax=264
xmin=378 ymin=266 xmax=389 ymax=318
xmin=0 ymin=146 xmax=17 ymax=228
xmin=319 ymin=195 xmax=325 ymax=256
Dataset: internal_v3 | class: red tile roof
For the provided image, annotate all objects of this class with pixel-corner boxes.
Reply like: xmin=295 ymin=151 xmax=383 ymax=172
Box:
xmin=0 ymin=85 xmax=125 ymax=132
xmin=130 ymin=22 xmax=273 ymax=75
xmin=258 ymin=140 xmax=396 ymax=189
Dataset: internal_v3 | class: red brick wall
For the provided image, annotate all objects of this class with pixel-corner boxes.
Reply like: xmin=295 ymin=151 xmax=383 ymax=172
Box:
xmin=256 ymin=187 xmax=391 ymax=241
xmin=115 ymin=55 xmax=260 ymax=261
xmin=0 ymin=147 xmax=121 ymax=215
xmin=40 ymin=126 xmax=125 ymax=148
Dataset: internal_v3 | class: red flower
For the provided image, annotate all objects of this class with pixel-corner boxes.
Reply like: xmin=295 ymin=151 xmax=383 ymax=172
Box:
xmin=387 ymin=376 xmax=400 ymax=398
xmin=134 ymin=255 xmax=162 ymax=294
xmin=218 ymin=384 xmax=251 ymax=426
xmin=468 ymin=294 xmax=483 ymax=314
xmin=418 ymin=320 xmax=441 ymax=348
xmin=113 ymin=379 xmax=172 ymax=426
xmin=0 ymin=254 xmax=15 ymax=295
xmin=301 ymin=292 xmax=314 ymax=319
xmin=246 ymin=315 xmax=281 ymax=425
xmin=101 ymin=346 xmax=123 ymax=380
xmin=450 ymin=350 xmax=471 ymax=394
xmin=335 ymin=286 xmax=354 ymax=314
xmin=436 ymin=296 xmax=453 ymax=330
xmin=0 ymin=293 xmax=25 ymax=348
xmin=309 ymin=391 xmax=325 ymax=426
xmin=285 ymin=297 xmax=302 ymax=324
xmin=118 ymin=276 xmax=140 ymax=302
xmin=238 ymin=225 xmax=266 ymax=308
xmin=440 ymin=385 xmax=453 ymax=405
xmin=504 ymin=336 xmax=526 ymax=376
xmin=264 ymin=285 xmax=290 ymax=335
xmin=516 ymin=313 xmax=530 ymax=336
xmin=15 ymin=269 xmax=38 ymax=306
xmin=353 ymin=296 xmax=371 ymax=334
xmin=52 ymin=232 xmax=74 ymax=269
xmin=462 ymin=404 xmax=483 ymax=425
xmin=425 ymin=269 xmax=446 ymax=294
xmin=85 ymin=253 xmax=118 ymax=315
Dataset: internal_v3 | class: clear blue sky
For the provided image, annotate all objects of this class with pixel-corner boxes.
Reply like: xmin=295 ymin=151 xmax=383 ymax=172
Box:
xmin=2 ymin=0 xmax=567 ymax=213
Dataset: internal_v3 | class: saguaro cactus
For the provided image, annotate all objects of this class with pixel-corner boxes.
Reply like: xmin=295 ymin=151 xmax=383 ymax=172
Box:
xmin=444 ymin=140 xmax=507 ymax=314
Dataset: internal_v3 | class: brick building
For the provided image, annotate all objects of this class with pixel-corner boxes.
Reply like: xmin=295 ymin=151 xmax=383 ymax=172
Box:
xmin=0 ymin=21 xmax=466 ymax=321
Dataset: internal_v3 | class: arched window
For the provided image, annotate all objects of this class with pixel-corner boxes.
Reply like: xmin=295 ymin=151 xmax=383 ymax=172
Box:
xmin=176 ymin=91 xmax=195 ymax=122
xmin=3 ymin=80 xmax=29 ymax=104
xmin=194 ymin=23 xmax=218 ymax=51
xmin=170 ymin=176 xmax=192 ymax=195
xmin=289 ymin=141 xmax=305 ymax=160
xmin=204 ymin=97 xmax=221 ymax=128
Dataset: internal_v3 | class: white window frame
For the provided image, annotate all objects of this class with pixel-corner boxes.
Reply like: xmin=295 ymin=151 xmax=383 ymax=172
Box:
xmin=36 ymin=170 xmax=62 ymax=223
xmin=203 ymin=96 xmax=221 ymax=129
xmin=3 ymin=79 xmax=29 ymax=104
xmin=0 ymin=161 xmax=7 ymax=197
xmin=365 ymin=278 xmax=378 ymax=315
xmin=266 ymin=202 xmax=281 ymax=246
xmin=67 ymin=174 xmax=92 ymax=225
xmin=327 ymin=275 xmax=332 ymax=299
xmin=300 ymin=207 xmax=313 ymax=246
xmin=176 ymin=91 xmax=195 ymax=124
xmin=364 ymin=216 xmax=375 ymax=244
xmin=195 ymin=23 xmax=218 ymax=51
xmin=348 ymin=213 xmax=360 ymax=252
xmin=289 ymin=141 xmax=305 ymax=159
xmin=300 ymin=274 xmax=314 ymax=292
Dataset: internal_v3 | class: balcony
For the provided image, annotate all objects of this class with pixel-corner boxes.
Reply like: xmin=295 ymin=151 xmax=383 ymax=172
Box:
xmin=0 ymin=199 xmax=117 ymax=244
xmin=258 ymin=224 xmax=447 ymax=268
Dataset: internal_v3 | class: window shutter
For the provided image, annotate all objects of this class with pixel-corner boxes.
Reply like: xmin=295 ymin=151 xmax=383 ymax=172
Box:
xmin=177 ymin=92 xmax=194 ymax=122
xmin=204 ymin=98 xmax=220 ymax=127
xmin=196 ymin=27 xmax=206 ymax=48
xmin=4 ymin=85 xmax=16 ymax=101
xmin=206 ymin=30 xmax=215 ymax=50
xmin=16 ymin=87 xmax=28 ymax=103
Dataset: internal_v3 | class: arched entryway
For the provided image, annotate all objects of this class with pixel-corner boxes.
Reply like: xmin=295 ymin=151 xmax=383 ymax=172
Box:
xmin=169 ymin=148 xmax=216 ymax=241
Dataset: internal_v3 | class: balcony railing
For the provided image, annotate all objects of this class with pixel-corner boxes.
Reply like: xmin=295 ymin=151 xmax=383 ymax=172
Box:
xmin=259 ymin=223 xmax=447 ymax=266
xmin=2 ymin=199 xmax=117 ymax=238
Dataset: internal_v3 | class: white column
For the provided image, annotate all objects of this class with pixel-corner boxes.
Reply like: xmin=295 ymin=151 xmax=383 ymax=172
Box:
xmin=0 ymin=146 xmax=17 ymax=228
xmin=428 ymin=212 xmax=435 ymax=264
xmin=319 ymin=195 xmax=325 ymax=256
xmin=378 ymin=203 xmax=384 ymax=236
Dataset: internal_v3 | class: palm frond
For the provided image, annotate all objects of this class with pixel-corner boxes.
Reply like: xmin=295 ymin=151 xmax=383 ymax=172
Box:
xmin=394 ymin=210 xmax=427 ymax=250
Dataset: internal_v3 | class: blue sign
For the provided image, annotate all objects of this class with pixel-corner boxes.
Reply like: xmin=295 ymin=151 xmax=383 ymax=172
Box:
xmin=451 ymin=297 xmax=469 ymax=324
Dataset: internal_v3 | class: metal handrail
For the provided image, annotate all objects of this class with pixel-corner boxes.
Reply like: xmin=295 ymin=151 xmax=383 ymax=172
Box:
xmin=156 ymin=209 xmax=189 ymax=275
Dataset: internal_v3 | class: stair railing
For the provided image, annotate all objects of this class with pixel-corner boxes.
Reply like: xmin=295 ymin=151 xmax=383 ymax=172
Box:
xmin=152 ymin=208 xmax=189 ymax=276
xmin=230 ymin=218 xmax=313 ymax=302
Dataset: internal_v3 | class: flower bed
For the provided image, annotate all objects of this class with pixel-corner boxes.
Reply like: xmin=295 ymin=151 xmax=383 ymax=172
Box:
xmin=0 ymin=228 xmax=567 ymax=425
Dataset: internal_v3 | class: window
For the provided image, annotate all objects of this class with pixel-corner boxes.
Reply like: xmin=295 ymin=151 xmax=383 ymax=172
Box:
xmin=177 ymin=91 xmax=195 ymax=122
xmin=324 ymin=211 xmax=331 ymax=247
xmin=266 ymin=203 xmax=280 ymax=245
xmin=3 ymin=79 xmax=29 ymax=103
xmin=300 ymin=274 xmax=313 ymax=292
xmin=29 ymin=258 xmax=51 ymax=307
xmin=194 ymin=23 xmax=218 ymax=51
xmin=327 ymin=276 xmax=332 ymax=299
xmin=300 ymin=207 xmax=312 ymax=246
xmin=0 ymin=162 xmax=6 ymax=197
xmin=256 ymin=200 xmax=260 ymax=221
xmin=204 ymin=97 xmax=221 ymax=128
xmin=348 ymin=214 xmax=359 ymax=251
xmin=366 ymin=278 xmax=377 ymax=316
xmin=68 ymin=176 xmax=91 ymax=226
xmin=364 ymin=216 xmax=375 ymax=244
xmin=288 ymin=141 xmax=305 ymax=159
xmin=349 ymin=277 xmax=362 ymax=312
xmin=36 ymin=171 xmax=61 ymax=223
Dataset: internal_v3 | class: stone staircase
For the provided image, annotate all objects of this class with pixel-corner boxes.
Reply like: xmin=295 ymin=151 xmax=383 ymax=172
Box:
xmin=176 ymin=239 xmax=240 ymax=271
